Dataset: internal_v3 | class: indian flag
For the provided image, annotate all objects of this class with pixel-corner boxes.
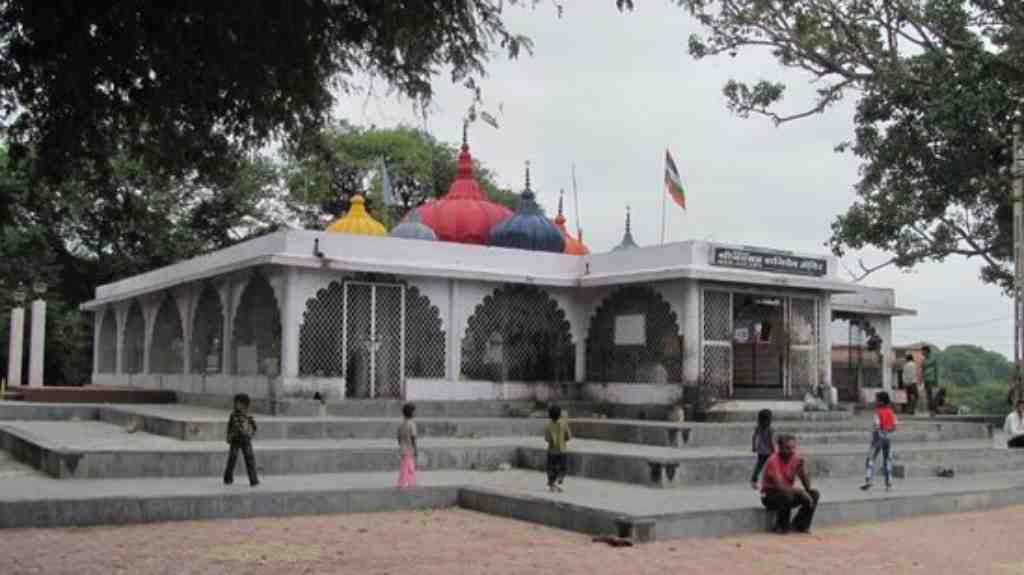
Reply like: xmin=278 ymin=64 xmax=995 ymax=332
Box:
xmin=664 ymin=149 xmax=686 ymax=210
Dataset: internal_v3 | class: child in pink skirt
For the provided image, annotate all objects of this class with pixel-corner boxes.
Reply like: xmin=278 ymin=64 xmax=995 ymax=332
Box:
xmin=396 ymin=403 xmax=418 ymax=488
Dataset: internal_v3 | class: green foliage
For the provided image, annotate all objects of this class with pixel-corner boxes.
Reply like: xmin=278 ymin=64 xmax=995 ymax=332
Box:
xmin=283 ymin=122 xmax=525 ymax=230
xmin=0 ymin=1 xmax=531 ymax=189
xmin=676 ymin=0 xmax=1024 ymax=288
xmin=945 ymin=382 xmax=1008 ymax=416
xmin=937 ymin=345 xmax=1014 ymax=388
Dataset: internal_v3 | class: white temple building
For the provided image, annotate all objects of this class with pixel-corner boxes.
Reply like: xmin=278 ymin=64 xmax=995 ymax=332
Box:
xmin=81 ymin=141 xmax=913 ymax=406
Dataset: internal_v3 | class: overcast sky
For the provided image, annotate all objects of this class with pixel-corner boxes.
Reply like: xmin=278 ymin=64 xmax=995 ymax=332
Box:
xmin=334 ymin=2 xmax=1012 ymax=359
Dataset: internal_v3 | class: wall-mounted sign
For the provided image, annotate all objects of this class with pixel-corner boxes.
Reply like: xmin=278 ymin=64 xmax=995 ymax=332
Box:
xmin=614 ymin=314 xmax=646 ymax=346
xmin=711 ymin=247 xmax=828 ymax=277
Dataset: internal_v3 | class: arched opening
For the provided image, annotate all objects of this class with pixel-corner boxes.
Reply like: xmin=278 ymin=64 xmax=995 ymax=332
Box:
xmin=461 ymin=284 xmax=574 ymax=382
xmin=150 ymin=295 xmax=185 ymax=373
xmin=191 ymin=285 xmax=224 ymax=374
xmin=232 ymin=273 xmax=282 ymax=375
xmin=586 ymin=285 xmax=682 ymax=383
xmin=298 ymin=279 xmax=445 ymax=390
xmin=122 ymin=301 xmax=145 ymax=374
xmin=97 ymin=307 xmax=117 ymax=373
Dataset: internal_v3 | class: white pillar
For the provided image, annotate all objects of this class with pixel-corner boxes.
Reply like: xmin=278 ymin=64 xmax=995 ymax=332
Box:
xmin=28 ymin=300 xmax=45 ymax=387
xmin=574 ymin=291 xmax=587 ymax=384
xmin=820 ymin=296 xmax=834 ymax=395
xmin=681 ymin=280 xmax=702 ymax=385
xmin=280 ymin=268 xmax=300 ymax=379
xmin=447 ymin=279 xmax=462 ymax=382
xmin=219 ymin=278 xmax=235 ymax=375
xmin=6 ymin=307 xmax=24 ymax=387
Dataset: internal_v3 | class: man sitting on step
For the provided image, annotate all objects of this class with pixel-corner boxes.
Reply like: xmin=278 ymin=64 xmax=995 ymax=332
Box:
xmin=760 ymin=434 xmax=820 ymax=534
xmin=1004 ymin=398 xmax=1024 ymax=448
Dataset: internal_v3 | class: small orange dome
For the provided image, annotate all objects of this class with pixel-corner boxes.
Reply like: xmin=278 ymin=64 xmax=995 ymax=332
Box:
xmin=326 ymin=195 xmax=387 ymax=236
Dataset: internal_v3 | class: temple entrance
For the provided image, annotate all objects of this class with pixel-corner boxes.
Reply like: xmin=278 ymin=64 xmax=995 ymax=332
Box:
xmin=344 ymin=281 xmax=405 ymax=398
xmin=701 ymin=288 xmax=820 ymax=400
xmin=732 ymin=295 xmax=785 ymax=399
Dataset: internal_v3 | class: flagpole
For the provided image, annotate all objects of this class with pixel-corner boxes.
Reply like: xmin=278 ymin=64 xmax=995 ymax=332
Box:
xmin=660 ymin=171 xmax=667 ymax=245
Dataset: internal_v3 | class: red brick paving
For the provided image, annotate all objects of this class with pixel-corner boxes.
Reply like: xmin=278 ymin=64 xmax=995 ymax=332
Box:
xmin=3 ymin=506 xmax=1022 ymax=575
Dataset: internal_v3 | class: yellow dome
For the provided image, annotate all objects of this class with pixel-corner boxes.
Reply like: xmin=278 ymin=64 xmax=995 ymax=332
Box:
xmin=325 ymin=195 xmax=387 ymax=236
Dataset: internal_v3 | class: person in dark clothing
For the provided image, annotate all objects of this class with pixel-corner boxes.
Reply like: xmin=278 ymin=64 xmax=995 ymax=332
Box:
xmin=223 ymin=393 xmax=259 ymax=486
xmin=750 ymin=408 xmax=775 ymax=490
xmin=761 ymin=434 xmax=820 ymax=534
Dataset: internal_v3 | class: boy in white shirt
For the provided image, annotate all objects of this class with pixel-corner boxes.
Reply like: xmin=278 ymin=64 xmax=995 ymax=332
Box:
xmin=1003 ymin=399 xmax=1024 ymax=448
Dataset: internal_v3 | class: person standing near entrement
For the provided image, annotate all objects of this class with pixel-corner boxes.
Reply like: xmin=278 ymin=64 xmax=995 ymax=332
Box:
xmin=1005 ymin=399 xmax=1024 ymax=448
xmin=902 ymin=354 xmax=920 ymax=415
xmin=921 ymin=346 xmax=939 ymax=415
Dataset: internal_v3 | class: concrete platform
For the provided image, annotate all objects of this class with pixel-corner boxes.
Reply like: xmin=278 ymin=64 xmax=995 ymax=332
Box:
xmin=5 ymin=466 xmax=1024 ymax=542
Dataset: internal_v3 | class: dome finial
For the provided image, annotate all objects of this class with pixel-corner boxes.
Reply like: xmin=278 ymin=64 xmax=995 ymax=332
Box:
xmin=613 ymin=204 xmax=639 ymax=251
xmin=462 ymin=119 xmax=469 ymax=148
xmin=557 ymin=188 xmax=565 ymax=218
xmin=626 ymin=205 xmax=632 ymax=234
xmin=524 ymin=160 xmax=532 ymax=192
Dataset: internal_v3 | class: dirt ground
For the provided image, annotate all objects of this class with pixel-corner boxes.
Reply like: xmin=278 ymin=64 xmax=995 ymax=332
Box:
xmin=3 ymin=506 xmax=1021 ymax=575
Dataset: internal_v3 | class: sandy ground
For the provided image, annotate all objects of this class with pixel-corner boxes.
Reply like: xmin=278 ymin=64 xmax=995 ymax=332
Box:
xmin=3 ymin=506 xmax=1022 ymax=575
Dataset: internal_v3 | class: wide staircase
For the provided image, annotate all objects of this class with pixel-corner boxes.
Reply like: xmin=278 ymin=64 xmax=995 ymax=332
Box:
xmin=0 ymin=398 xmax=1019 ymax=542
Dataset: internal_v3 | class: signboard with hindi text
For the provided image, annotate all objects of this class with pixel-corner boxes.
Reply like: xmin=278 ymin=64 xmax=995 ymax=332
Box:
xmin=710 ymin=247 xmax=828 ymax=277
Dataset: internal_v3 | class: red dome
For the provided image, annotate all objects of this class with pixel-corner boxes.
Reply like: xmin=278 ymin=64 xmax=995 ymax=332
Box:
xmin=415 ymin=143 xmax=512 ymax=245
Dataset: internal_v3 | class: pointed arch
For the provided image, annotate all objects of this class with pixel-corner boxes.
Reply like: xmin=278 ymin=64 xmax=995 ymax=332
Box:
xmin=150 ymin=295 xmax=185 ymax=373
xmin=586 ymin=285 xmax=682 ymax=383
xmin=122 ymin=300 xmax=145 ymax=374
xmin=461 ymin=284 xmax=574 ymax=382
xmin=232 ymin=272 xmax=282 ymax=375
xmin=97 ymin=307 xmax=117 ymax=373
xmin=191 ymin=284 xmax=225 ymax=374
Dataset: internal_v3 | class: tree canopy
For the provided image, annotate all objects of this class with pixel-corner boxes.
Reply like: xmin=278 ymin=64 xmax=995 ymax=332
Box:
xmin=0 ymin=1 xmax=531 ymax=187
xmin=660 ymin=0 xmax=1024 ymax=288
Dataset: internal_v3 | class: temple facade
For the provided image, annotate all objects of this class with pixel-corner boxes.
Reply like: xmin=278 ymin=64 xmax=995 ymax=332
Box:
xmin=81 ymin=142 xmax=913 ymax=405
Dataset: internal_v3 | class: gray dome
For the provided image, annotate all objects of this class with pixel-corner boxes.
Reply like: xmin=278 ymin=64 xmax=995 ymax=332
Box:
xmin=390 ymin=208 xmax=438 ymax=241
xmin=612 ymin=206 xmax=639 ymax=251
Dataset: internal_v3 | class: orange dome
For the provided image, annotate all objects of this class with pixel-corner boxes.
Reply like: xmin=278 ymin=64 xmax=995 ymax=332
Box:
xmin=552 ymin=191 xmax=589 ymax=255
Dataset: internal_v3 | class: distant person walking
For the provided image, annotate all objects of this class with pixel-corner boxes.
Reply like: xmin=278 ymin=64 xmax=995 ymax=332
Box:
xmin=396 ymin=403 xmax=418 ymax=488
xmin=861 ymin=391 xmax=897 ymax=491
xmin=761 ymin=434 xmax=820 ymax=534
xmin=545 ymin=405 xmax=572 ymax=492
xmin=902 ymin=354 xmax=923 ymax=415
xmin=223 ymin=393 xmax=259 ymax=487
xmin=750 ymin=408 xmax=775 ymax=490
xmin=1004 ymin=399 xmax=1024 ymax=448
xmin=921 ymin=346 xmax=939 ymax=414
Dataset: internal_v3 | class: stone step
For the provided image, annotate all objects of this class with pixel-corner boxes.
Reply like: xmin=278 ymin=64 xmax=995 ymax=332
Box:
xmin=5 ymin=467 xmax=1024 ymax=541
xmin=571 ymin=418 xmax=991 ymax=448
xmin=516 ymin=439 xmax=1024 ymax=488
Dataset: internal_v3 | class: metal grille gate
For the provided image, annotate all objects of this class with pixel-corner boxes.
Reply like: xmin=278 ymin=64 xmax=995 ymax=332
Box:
xmin=344 ymin=282 xmax=405 ymax=399
xmin=701 ymin=289 xmax=733 ymax=394
xmin=787 ymin=297 xmax=819 ymax=396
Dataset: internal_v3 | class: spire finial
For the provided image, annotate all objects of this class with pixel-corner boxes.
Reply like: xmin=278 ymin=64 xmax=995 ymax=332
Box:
xmin=625 ymin=205 xmax=631 ymax=234
xmin=462 ymin=120 xmax=469 ymax=148
xmin=524 ymin=160 xmax=532 ymax=192
xmin=558 ymin=188 xmax=565 ymax=217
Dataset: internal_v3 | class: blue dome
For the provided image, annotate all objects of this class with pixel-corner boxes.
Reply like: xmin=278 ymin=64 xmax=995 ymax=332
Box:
xmin=390 ymin=208 xmax=438 ymax=241
xmin=488 ymin=188 xmax=565 ymax=254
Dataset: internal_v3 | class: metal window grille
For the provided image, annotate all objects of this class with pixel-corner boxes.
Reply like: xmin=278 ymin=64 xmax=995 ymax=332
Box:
xmin=150 ymin=296 xmax=184 ymax=373
xmin=787 ymin=297 xmax=818 ymax=396
xmin=97 ymin=307 xmax=117 ymax=373
xmin=701 ymin=290 xmax=732 ymax=388
xmin=122 ymin=301 xmax=145 ymax=374
xmin=191 ymin=286 xmax=224 ymax=374
xmin=585 ymin=285 xmax=682 ymax=383
xmin=404 ymin=286 xmax=445 ymax=378
xmin=232 ymin=274 xmax=281 ymax=375
xmin=299 ymin=282 xmax=346 ymax=377
xmin=461 ymin=284 xmax=575 ymax=383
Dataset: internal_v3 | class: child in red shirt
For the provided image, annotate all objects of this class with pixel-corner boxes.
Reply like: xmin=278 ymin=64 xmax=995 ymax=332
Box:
xmin=861 ymin=391 xmax=898 ymax=491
